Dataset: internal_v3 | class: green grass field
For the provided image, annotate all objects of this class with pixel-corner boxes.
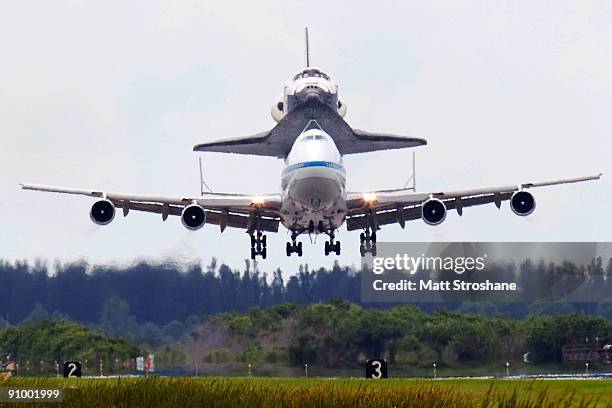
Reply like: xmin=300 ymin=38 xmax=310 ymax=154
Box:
xmin=1 ymin=377 xmax=611 ymax=407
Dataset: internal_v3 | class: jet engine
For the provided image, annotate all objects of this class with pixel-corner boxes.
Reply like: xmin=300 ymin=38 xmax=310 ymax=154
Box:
xmin=181 ymin=204 xmax=206 ymax=230
xmin=421 ymin=198 xmax=447 ymax=225
xmin=90 ymin=199 xmax=115 ymax=225
xmin=510 ymin=190 xmax=536 ymax=216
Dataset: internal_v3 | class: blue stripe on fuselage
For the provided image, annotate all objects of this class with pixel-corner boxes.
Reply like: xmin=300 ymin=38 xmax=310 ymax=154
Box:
xmin=282 ymin=161 xmax=346 ymax=176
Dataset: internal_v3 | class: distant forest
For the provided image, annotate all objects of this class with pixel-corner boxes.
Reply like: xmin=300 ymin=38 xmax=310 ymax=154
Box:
xmin=1 ymin=258 xmax=360 ymax=325
xmin=1 ymin=258 xmax=611 ymax=371
xmin=1 ymin=257 xmax=612 ymax=328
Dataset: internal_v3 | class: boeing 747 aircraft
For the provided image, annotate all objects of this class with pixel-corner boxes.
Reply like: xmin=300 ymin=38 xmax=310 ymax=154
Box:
xmin=21 ymin=31 xmax=602 ymax=259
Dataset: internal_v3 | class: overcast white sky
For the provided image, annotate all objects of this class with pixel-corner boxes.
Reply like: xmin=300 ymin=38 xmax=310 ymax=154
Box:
xmin=1 ymin=1 xmax=611 ymax=275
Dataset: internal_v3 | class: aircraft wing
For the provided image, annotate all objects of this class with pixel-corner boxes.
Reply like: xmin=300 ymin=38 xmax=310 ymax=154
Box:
xmin=20 ymin=183 xmax=282 ymax=232
xmin=192 ymin=130 xmax=278 ymax=157
xmin=344 ymin=174 xmax=602 ymax=231
xmin=346 ymin=129 xmax=426 ymax=154
xmin=193 ymin=105 xmax=426 ymax=158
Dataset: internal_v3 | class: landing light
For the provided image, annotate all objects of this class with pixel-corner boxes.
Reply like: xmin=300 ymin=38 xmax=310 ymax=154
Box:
xmin=363 ymin=192 xmax=377 ymax=203
xmin=252 ymin=196 xmax=266 ymax=206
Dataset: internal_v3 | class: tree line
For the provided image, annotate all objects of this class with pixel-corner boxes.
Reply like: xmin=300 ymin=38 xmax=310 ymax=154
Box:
xmin=0 ymin=320 xmax=139 ymax=375
xmin=2 ymin=302 xmax=611 ymax=373
xmin=196 ymin=301 xmax=612 ymax=368
xmin=1 ymin=257 xmax=612 ymax=332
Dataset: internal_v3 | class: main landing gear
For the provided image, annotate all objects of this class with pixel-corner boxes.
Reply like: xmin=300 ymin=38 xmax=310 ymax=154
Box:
xmin=359 ymin=228 xmax=377 ymax=257
xmin=287 ymin=223 xmax=341 ymax=257
xmin=286 ymin=230 xmax=303 ymax=257
xmin=249 ymin=230 xmax=267 ymax=260
xmin=324 ymin=227 xmax=340 ymax=256
xmin=359 ymin=209 xmax=378 ymax=257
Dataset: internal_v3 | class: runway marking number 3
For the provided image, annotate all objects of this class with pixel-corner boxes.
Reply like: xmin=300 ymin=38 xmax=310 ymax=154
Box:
xmin=365 ymin=359 xmax=387 ymax=379
xmin=371 ymin=361 xmax=382 ymax=378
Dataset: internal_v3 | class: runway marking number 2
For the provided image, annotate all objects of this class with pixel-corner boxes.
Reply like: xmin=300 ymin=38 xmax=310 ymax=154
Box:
xmin=63 ymin=361 xmax=82 ymax=378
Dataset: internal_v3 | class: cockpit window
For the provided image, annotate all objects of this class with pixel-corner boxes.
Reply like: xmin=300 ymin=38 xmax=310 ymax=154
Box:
xmin=293 ymin=69 xmax=330 ymax=81
xmin=301 ymin=134 xmax=327 ymax=142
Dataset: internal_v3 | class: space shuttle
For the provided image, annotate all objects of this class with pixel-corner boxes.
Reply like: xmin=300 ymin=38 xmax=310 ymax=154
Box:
xmin=193 ymin=28 xmax=426 ymax=158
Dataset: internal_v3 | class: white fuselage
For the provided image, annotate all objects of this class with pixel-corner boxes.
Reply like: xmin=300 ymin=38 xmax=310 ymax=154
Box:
xmin=280 ymin=128 xmax=347 ymax=232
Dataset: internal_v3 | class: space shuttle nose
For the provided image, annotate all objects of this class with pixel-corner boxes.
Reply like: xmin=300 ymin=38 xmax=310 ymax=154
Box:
xmin=297 ymin=85 xmax=325 ymax=106
xmin=305 ymin=92 xmax=322 ymax=105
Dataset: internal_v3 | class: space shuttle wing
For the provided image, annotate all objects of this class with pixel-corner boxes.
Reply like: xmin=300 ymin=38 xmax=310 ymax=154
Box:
xmin=346 ymin=129 xmax=427 ymax=153
xmin=20 ymin=183 xmax=282 ymax=232
xmin=193 ymin=105 xmax=426 ymax=157
xmin=193 ymin=130 xmax=277 ymax=156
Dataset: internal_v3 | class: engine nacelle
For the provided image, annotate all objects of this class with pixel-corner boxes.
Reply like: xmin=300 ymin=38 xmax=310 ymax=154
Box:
xmin=421 ymin=198 xmax=447 ymax=225
xmin=181 ymin=204 xmax=206 ymax=230
xmin=90 ymin=199 xmax=115 ymax=225
xmin=510 ymin=190 xmax=536 ymax=216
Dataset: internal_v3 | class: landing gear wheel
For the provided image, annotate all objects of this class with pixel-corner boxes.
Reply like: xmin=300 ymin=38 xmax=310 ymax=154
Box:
xmin=249 ymin=229 xmax=267 ymax=259
xmin=286 ymin=233 xmax=303 ymax=257
xmin=324 ymin=239 xmax=341 ymax=256
xmin=359 ymin=228 xmax=377 ymax=257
